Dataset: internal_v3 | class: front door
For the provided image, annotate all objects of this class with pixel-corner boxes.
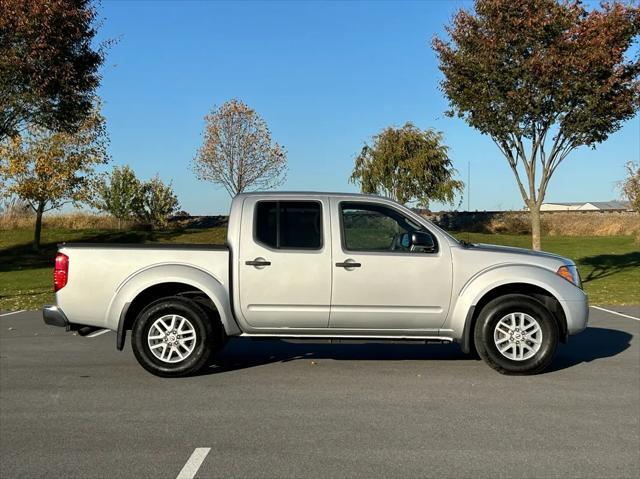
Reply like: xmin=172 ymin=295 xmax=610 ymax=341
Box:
xmin=329 ymin=199 xmax=452 ymax=331
xmin=238 ymin=196 xmax=332 ymax=328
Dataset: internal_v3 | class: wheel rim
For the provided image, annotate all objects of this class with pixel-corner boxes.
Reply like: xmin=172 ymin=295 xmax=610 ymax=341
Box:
xmin=493 ymin=312 xmax=542 ymax=361
xmin=147 ymin=314 xmax=197 ymax=364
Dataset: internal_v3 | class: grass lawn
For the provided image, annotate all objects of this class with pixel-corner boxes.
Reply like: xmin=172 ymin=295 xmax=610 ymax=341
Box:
xmin=0 ymin=227 xmax=227 ymax=311
xmin=452 ymin=233 xmax=639 ymax=306
xmin=1 ymin=227 xmax=638 ymax=310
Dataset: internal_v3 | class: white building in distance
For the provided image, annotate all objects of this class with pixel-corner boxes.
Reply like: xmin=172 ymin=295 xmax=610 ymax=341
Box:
xmin=540 ymin=201 xmax=631 ymax=212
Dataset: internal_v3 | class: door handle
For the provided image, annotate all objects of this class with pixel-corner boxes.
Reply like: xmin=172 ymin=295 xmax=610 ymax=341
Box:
xmin=246 ymin=258 xmax=271 ymax=267
xmin=336 ymin=261 xmax=361 ymax=268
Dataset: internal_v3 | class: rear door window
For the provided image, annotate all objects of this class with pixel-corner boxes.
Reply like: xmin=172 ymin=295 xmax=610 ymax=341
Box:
xmin=255 ymin=201 xmax=322 ymax=250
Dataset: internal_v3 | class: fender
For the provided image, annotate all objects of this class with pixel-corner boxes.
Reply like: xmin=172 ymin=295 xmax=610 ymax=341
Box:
xmin=105 ymin=263 xmax=241 ymax=346
xmin=443 ymin=263 xmax=583 ymax=346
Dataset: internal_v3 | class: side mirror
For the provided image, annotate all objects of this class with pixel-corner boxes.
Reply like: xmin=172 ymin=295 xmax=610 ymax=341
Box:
xmin=410 ymin=231 xmax=435 ymax=252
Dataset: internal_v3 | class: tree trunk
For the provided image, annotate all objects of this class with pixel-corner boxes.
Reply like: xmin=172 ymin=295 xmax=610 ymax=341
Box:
xmin=33 ymin=201 xmax=45 ymax=252
xmin=529 ymin=203 xmax=542 ymax=251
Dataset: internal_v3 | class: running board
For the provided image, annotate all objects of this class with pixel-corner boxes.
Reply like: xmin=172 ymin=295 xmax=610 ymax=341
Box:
xmin=239 ymin=333 xmax=453 ymax=343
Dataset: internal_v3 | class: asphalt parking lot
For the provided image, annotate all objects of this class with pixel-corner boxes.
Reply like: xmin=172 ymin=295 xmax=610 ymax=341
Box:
xmin=1 ymin=306 xmax=639 ymax=479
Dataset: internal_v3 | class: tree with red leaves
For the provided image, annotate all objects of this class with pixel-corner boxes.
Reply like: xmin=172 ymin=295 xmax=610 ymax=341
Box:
xmin=0 ymin=0 xmax=105 ymax=140
xmin=434 ymin=0 xmax=639 ymax=250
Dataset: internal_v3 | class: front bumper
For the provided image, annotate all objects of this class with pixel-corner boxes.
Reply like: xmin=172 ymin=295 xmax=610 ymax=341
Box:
xmin=43 ymin=305 xmax=69 ymax=328
xmin=561 ymin=297 xmax=589 ymax=335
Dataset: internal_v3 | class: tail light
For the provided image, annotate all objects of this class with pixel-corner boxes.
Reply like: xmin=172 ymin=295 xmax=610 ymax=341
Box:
xmin=54 ymin=253 xmax=69 ymax=292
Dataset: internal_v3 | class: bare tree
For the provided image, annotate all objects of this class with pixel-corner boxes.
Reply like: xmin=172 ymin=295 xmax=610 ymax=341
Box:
xmin=193 ymin=99 xmax=287 ymax=196
xmin=620 ymin=161 xmax=640 ymax=213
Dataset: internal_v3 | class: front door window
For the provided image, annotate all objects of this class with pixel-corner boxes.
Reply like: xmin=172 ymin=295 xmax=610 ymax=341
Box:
xmin=340 ymin=202 xmax=432 ymax=253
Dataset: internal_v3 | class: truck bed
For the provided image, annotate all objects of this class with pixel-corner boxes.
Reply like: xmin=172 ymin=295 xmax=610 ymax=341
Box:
xmin=56 ymin=243 xmax=230 ymax=330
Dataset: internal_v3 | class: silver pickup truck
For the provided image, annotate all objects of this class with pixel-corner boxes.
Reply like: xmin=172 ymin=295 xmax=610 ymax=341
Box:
xmin=43 ymin=192 xmax=588 ymax=377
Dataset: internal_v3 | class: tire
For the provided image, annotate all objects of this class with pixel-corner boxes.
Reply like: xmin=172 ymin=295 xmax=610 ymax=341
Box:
xmin=474 ymin=294 xmax=559 ymax=375
xmin=131 ymin=296 xmax=218 ymax=378
xmin=192 ymin=296 xmax=228 ymax=353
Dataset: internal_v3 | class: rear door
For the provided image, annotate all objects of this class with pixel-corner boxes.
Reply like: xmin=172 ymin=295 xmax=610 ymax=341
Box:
xmin=329 ymin=198 xmax=452 ymax=331
xmin=238 ymin=196 xmax=332 ymax=328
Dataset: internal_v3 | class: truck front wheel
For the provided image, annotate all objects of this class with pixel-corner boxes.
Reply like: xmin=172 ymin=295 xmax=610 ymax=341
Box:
xmin=474 ymin=294 xmax=559 ymax=375
xmin=131 ymin=296 xmax=217 ymax=377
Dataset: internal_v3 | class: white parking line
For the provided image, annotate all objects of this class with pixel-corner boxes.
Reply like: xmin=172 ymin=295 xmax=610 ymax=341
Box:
xmin=0 ymin=310 xmax=25 ymax=317
xmin=176 ymin=448 xmax=211 ymax=479
xmin=591 ymin=306 xmax=640 ymax=321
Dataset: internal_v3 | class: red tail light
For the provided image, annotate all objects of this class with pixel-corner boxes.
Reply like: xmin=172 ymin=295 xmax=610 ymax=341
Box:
xmin=54 ymin=253 xmax=69 ymax=292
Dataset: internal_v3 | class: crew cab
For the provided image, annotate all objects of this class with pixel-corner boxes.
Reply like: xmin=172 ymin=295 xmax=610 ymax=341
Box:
xmin=43 ymin=192 xmax=588 ymax=377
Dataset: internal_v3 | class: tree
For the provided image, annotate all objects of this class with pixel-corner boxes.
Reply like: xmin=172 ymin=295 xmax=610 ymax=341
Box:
xmin=433 ymin=0 xmax=640 ymax=249
xmin=620 ymin=161 xmax=640 ymax=213
xmin=138 ymin=175 xmax=179 ymax=229
xmin=92 ymin=165 xmax=143 ymax=228
xmin=0 ymin=108 xmax=109 ymax=250
xmin=0 ymin=0 xmax=105 ymax=140
xmin=350 ymin=122 xmax=463 ymax=208
xmin=193 ymin=99 xmax=287 ymax=196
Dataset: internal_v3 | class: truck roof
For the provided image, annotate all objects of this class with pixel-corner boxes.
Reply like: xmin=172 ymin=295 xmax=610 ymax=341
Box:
xmin=235 ymin=191 xmax=386 ymax=200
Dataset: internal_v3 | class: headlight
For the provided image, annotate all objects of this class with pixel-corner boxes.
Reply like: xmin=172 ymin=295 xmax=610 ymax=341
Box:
xmin=557 ymin=265 xmax=581 ymax=288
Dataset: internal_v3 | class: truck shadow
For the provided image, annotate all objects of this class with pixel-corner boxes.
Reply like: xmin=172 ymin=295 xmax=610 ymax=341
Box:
xmin=548 ymin=326 xmax=632 ymax=372
xmin=198 ymin=340 xmax=467 ymax=375
xmin=199 ymin=326 xmax=632 ymax=375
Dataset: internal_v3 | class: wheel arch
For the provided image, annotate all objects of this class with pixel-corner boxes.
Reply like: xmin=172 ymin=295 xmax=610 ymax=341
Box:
xmin=105 ymin=264 xmax=241 ymax=350
xmin=450 ymin=265 xmax=573 ymax=354
xmin=460 ymin=283 xmax=568 ymax=354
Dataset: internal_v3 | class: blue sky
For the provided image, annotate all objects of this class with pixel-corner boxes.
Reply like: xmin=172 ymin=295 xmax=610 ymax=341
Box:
xmin=96 ymin=0 xmax=639 ymax=215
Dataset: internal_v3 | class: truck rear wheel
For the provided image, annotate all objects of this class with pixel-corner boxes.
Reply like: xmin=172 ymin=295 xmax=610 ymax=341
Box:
xmin=474 ymin=294 xmax=559 ymax=375
xmin=131 ymin=296 xmax=217 ymax=377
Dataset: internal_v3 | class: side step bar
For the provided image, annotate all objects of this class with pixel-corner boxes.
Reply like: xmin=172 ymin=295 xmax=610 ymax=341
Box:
xmin=239 ymin=333 xmax=453 ymax=343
